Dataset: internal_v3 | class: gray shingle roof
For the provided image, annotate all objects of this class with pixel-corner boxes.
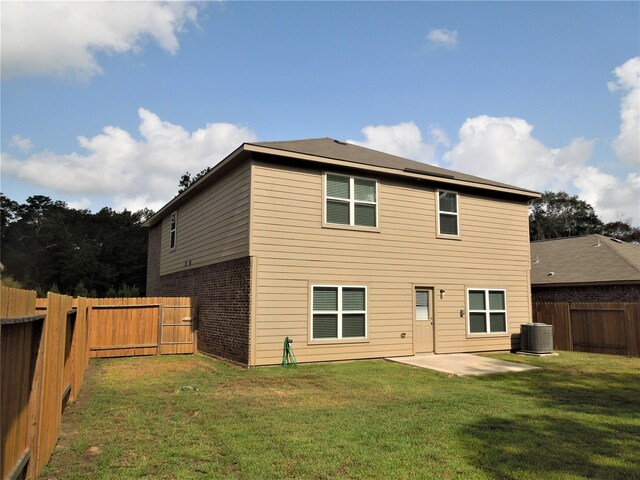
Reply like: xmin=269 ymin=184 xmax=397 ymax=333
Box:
xmin=530 ymin=234 xmax=640 ymax=286
xmin=251 ymin=138 xmax=538 ymax=194
xmin=144 ymin=137 xmax=539 ymax=227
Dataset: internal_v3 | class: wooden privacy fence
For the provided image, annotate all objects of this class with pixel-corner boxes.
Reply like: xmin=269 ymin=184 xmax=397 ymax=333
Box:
xmin=533 ymin=301 xmax=640 ymax=357
xmin=2 ymin=290 xmax=197 ymax=480
xmin=1 ymin=287 xmax=89 ymax=480
xmin=87 ymin=297 xmax=196 ymax=357
xmin=36 ymin=297 xmax=197 ymax=358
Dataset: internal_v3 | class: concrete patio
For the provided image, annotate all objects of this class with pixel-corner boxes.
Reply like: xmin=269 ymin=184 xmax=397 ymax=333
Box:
xmin=386 ymin=353 xmax=541 ymax=376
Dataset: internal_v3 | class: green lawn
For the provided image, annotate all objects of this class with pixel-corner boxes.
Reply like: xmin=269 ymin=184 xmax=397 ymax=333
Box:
xmin=42 ymin=352 xmax=640 ymax=480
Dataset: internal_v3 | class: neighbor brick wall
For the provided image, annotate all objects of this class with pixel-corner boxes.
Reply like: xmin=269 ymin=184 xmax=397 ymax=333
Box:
xmin=532 ymin=284 xmax=640 ymax=302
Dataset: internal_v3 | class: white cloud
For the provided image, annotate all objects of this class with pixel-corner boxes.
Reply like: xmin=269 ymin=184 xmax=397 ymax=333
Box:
xmin=347 ymin=122 xmax=437 ymax=163
xmin=429 ymin=126 xmax=450 ymax=147
xmin=426 ymin=28 xmax=458 ymax=49
xmin=444 ymin=116 xmax=578 ymax=191
xmin=67 ymin=198 xmax=93 ymax=211
xmin=574 ymin=169 xmax=640 ymax=225
xmin=1 ymin=108 xmax=257 ymax=212
xmin=1 ymin=2 xmax=198 ymax=80
xmin=443 ymin=115 xmax=639 ymax=224
xmin=10 ymin=134 xmax=34 ymax=153
xmin=608 ymin=57 xmax=640 ymax=167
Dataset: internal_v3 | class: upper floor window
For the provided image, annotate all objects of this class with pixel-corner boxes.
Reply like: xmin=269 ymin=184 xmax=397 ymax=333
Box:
xmin=437 ymin=190 xmax=459 ymax=236
xmin=467 ymin=289 xmax=507 ymax=334
xmin=169 ymin=212 xmax=177 ymax=249
xmin=325 ymin=173 xmax=377 ymax=228
xmin=312 ymin=285 xmax=367 ymax=340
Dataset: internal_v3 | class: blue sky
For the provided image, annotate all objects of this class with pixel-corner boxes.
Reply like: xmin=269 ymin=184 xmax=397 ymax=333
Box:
xmin=2 ymin=1 xmax=639 ymax=224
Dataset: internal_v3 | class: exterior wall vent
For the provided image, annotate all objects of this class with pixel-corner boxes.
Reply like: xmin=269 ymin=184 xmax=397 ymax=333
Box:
xmin=520 ymin=323 xmax=553 ymax=354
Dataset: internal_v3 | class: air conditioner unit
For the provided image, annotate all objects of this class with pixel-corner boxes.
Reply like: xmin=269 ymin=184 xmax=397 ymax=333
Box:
xmin=520 ymin=323 xmax=553 ymax=354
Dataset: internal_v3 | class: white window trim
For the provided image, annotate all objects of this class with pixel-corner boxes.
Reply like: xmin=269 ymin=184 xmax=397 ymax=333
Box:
xmin=324 ymin=172 xmax=378 ymax=228
xmin=436 ymin=189 xmax=459 ymax=237
xmin=169 ymin=211 xmax=177 ymax=250
xmin=310 ymin=285 xmax=368 ymax=340
xmin=466 ymin=288 xmax=508 ymax=335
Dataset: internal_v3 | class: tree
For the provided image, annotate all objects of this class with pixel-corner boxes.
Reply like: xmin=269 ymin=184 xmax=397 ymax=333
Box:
xmin=0 ymin=193 xmax=19 ymax=230
xmin=1 ymin=196 xmax=69 ymax=289
xmin=0 ymin=195 xmax=151 ymax=296
xmin=601 ymin=219 xmax=640 ymax=244
xmin=75 ymin=280 xmax=89 ymax=297
xmin=1 ymin=274 xmax=22 ymax=288
xmin=529 ymin=191 xmax=603 ymax=241
xmin=178 ymin=167 xmax=212 ymax=193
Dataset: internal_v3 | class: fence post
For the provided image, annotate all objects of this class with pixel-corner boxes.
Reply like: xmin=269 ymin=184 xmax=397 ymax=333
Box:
xmin=157 ymin=305 xmax=164 ymax=355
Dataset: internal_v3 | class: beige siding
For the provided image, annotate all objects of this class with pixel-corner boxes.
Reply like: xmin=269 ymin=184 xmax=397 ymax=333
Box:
xmin=251 ymin=160 xmax=532 ymax=366
xmin=160 ymin=163 xmax=250 ymax=275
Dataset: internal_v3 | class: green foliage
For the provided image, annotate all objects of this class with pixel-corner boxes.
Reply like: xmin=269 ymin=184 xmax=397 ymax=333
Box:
xmin=42 ymin=352 xmax=640 ymax=480
xmin=116 ymin=283 xmax=140 ymax=298
xmin=75 ymin=280 xmax=89 ymax=297
xmin=0 ymin=194 xmax=20 ymax=230
xmin=601 ymin=219 xmax=640 ymax=244
xmin=529 ymin=191 xmax=603 ymax=240
xmin=178 ymin=167 xmax=212 ymax=194
xmin=0 ymin=274 xmax=22 ymax=288
xmin=529 ymin=191 xmax=639 ymax=243
xmin=0 ymin=194 xmax=152 ymax=297
xmin=106 ymin=286 xmax=117 ymax=298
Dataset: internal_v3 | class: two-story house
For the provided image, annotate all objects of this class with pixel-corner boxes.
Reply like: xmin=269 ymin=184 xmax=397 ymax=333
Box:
xmin=145 ymin=138 xmax=539 ymax=366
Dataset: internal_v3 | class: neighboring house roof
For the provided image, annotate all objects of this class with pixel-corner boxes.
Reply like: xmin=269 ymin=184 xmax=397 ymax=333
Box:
xmin=530 ymin=234 xmax=640 ymax=287
xmin=145 ymin=137 xmax=539 ymax=227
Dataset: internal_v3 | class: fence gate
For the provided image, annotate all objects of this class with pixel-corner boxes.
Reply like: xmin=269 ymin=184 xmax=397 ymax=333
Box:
xmin=87 ymin=297 xmax=197 ymax=358
xmin=159 ymin=304 xmax=197 ymax=355
xmin=570 ymin=305 xmax=629 ymax=355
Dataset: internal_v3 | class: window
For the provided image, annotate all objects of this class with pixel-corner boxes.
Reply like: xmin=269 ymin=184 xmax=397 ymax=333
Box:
xmin=325 ymin=173 xmax=377 ymax=227
xmin=467 ymin=289 xmax=507 ymax=334
xmin=437 ymin=190 xmax=459 ymax=236
xmin=169 ymin=212 xmax=177 ymax=249
xmin=312 ymin=286 xmax=367 ymax=340
xmin=416 ymin=290 xmax=430 ymax=321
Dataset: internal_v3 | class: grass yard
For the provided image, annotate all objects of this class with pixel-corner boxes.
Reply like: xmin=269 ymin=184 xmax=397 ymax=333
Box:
xmin=42 ymin=352 xmax=640 ymax=480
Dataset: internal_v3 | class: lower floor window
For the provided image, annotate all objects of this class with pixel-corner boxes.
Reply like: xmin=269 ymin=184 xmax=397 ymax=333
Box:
xmin=312 ymin=285 xmax=367 ymax=340
xmin=468 ymin=289 xmax=507 ymax=334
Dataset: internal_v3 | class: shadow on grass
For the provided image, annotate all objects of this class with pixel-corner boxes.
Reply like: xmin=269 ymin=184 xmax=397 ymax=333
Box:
xmin=462 ymin=368 xmax=640 ymax=479
xmin=504 ymin=370 xmax=640 ymax=417
xmin=461 ymin=414 xmax=640 ymax=480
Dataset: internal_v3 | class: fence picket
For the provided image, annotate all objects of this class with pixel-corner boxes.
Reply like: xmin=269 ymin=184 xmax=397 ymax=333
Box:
xmin=1 ymin=289 xmax=197 ymax=480
xmin=532 ymin=301 xmax=640 ymax=357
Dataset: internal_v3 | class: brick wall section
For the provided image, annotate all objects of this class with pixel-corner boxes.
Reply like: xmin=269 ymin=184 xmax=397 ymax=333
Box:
xmin=146 ymin=224 xmax=251 ymax=364
xmin=532 ymin=284 xmax=640 ymax=302
xmin=152 ymin=257 xmax=251 ymax=365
